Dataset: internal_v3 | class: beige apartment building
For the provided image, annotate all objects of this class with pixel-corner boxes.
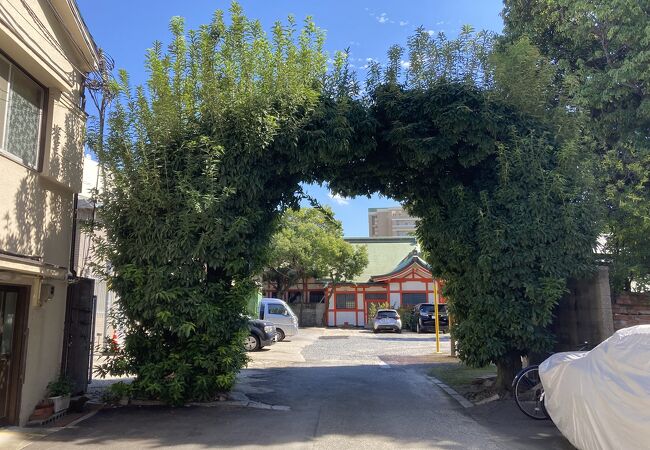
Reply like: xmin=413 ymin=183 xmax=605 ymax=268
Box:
xmin=368 ymin=206 xmax=419 ymax=237
xmin=0 ymin=0 xmax=97 ymax=425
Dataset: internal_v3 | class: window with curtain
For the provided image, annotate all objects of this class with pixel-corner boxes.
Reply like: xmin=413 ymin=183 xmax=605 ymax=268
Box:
xmin=0 ymin=55 xmax=44 ymax=169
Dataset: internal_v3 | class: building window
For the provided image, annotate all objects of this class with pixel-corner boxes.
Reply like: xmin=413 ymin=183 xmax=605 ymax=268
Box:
xmin=335 ymin=293 xmax=355 ymax=309
xmin=309 ymin=291 xmax=325 ymax=303
xmin=365 ymin=293 xmax=387 ymax=300
xmin=0 ymin=55 xmax=44 ymax=169
xmin=287 ymin=291 xmax=302 ymax=303
xmin=402 ymin=292 xmax=427 ymax=306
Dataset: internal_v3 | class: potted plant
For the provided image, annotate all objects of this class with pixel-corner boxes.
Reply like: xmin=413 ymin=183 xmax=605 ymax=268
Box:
xmin=30 ymin=399 xmax=54 ymax=420
xmin=47 ymin=375 xmax=74 ymax=413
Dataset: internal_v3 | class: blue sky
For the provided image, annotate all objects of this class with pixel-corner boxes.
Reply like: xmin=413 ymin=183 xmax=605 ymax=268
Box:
xmin=77 ymin=0 xmax=504 ymax=236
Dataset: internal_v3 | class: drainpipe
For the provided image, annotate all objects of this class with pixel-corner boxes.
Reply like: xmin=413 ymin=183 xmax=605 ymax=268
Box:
xmin=69 ymin=193 xmax=78 ymax=277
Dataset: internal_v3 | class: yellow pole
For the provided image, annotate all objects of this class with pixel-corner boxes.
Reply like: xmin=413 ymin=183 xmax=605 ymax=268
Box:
xmin=434 ymin=280 xmax=441 ymax=353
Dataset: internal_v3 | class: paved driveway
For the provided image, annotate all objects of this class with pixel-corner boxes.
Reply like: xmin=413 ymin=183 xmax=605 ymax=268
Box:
xmin=25 ymin=328 xmax=572 ymax=449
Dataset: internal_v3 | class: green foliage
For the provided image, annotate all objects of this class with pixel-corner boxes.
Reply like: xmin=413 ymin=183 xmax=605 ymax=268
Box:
xmin=396 ymin=307 xmax=413 ymax=329
xmin=263 ymin=207 xmax=368 ymax=298
xmin=489 ymin=37 xmax=556 ymax=120
xmin=321 ymin=28 xmax=599 ymax=389
xmin=94 ymin=2 xmax=328 ymax=404
xmin=95 ymin=7 xmax=599 ymax=400
xmin=47 ymin=375 xmax=74 ymax=397
xmin=101 ymin=382 xmax=133 ymax=404
xmin=503 ymin=0 xmax=650 ymax=292
xmin=368 ymin=302 xmax=390 ymax=320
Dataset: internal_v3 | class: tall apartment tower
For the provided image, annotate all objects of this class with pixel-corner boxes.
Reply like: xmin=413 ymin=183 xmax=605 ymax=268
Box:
xmin=368 ymin=207 xmax=419 ymax=237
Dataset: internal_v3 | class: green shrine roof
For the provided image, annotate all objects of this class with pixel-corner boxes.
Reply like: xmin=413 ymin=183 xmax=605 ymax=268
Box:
xmin=344 ymin=237 xmax=420 ymax=283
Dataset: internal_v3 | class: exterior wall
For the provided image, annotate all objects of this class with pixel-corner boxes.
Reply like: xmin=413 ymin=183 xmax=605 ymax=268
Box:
xmin=75 ymin=198 xmax=117 ymax=349
xmin=0 ymin=0 xmax=95 ymax=425
xmin=287 ymin=303 xmax=326 ymax=327
xmin=324 ymin=276 xmax=443 ymax=327
xmin=551 ymin=266 xmax=614 ymax=353
xmin=612 ymin=292 xmax=650 ymax=330
xmin=368 ymin=207 xmax=419 ymax=237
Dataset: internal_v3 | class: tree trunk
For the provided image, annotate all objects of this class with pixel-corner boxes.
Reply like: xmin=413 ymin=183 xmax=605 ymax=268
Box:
xmin=302 ymin=277 xmax=308 ymax=304
xmin=495 ymin=351 xmax=522 ymax=396
xmin=322 ymin=282 xmax=335 ymax=326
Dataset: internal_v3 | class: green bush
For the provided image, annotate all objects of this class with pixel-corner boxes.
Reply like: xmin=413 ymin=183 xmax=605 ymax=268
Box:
xmin=101 ymin=382 xmax=133 ymax=404
xmin=367 ymin=302 xmax=390 ymax=321
xmin=47 ymin=375 xmax=74 ymax=397
xmin=397 ymin=307 xmax=414 ymax=330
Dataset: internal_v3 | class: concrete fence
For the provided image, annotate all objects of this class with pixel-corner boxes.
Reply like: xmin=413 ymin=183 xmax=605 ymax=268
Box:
xmin=288 ymin=303 xmax=326 ymax=327
xmin=551 ymin=266 xmax=614 ymax=352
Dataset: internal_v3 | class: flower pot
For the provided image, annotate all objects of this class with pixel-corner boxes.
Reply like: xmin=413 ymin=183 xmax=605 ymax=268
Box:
xmin=30 ymin=401 xmax=54 ymax=420
xmin=49 ymin=394 xmax=71 ymax=413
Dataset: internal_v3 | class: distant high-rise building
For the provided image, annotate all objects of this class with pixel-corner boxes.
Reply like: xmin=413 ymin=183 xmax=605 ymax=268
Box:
xmin=368 ymin=206 xmax=419 ymax=237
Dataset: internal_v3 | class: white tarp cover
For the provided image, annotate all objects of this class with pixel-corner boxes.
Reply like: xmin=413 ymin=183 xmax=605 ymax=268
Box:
xmin=539 ymin=325 xmax=650 ymax=450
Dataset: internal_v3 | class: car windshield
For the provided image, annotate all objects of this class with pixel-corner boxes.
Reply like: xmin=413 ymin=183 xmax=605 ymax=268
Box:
xmin=377 ymin=311 xmax=397 ymax=319
xmin=419 ymin=304 xmax=447 ymax=313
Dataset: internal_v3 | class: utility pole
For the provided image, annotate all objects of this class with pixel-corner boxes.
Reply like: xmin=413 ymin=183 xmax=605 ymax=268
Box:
xmin=434 ymin=280 xmax=441 ymax=353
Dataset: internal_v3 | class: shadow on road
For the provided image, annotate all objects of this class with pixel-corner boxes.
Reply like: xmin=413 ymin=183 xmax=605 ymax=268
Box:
xmin=25 ymin=362 xmax=572 ymax=450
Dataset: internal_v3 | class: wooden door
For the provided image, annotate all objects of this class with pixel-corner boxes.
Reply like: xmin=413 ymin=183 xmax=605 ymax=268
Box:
xmin=0 ymin=285 xmax=28 ymax=425
xmin=61 ymin=278 xmax=95 ymax=395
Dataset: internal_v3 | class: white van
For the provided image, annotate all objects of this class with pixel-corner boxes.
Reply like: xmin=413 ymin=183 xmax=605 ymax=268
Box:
xmin=259 ymin=298 xmax=299 ymax=341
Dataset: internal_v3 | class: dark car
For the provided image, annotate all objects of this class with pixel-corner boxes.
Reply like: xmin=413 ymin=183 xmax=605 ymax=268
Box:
xmin=245 ymin=319 xmax=277 ymax=351
xmin=410 ymin=303 xmax=448 ymax=334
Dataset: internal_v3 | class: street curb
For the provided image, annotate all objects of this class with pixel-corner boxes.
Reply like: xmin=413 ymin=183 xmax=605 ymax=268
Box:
xmin=12 ymin=407 xmax=104 ymax=450
xmin=59 ymin=408 xmax=102 ymax=428
xmin=428 ymin=375 xmax=474 ymax=409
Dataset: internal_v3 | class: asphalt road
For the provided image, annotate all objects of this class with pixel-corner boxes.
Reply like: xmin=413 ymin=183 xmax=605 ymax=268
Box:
xmin=25 ymin=328 xmax=572 ymax=449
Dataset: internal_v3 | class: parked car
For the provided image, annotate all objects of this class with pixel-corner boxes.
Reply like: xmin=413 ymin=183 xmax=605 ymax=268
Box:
xmin=373 ymin=309 xmax=402 ymax=333
xmin=245 ymin=319 xmax=277 ymax=351
xmin=410 ymin=303 xmax=448 ymax=333
xmin=259 ymin=298 xmax=299 ymax=341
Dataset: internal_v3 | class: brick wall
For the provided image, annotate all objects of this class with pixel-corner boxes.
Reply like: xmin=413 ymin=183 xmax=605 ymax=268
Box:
xmin=612 ymin=292 xmax=650 ymax=330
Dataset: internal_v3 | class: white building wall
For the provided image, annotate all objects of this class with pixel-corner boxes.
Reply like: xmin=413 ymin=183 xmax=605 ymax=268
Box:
xmin=402 ymin=281 xmax=426 ymax=291
xmin=335 ymin=311 xmax=356 ymax=326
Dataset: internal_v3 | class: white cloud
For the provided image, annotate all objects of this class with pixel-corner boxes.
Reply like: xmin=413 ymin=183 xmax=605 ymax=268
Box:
xmin=427 ymin=29 xmax=435 ymax=36
xmin=377 ymin=13 xmax=389 ymax=24
xmin=399 ymin=20 xmax=409 ymax=26
xmin=328 ymin=192 xmax=350 ymax=206
xmin=400 ymin=60 xmax=411 ymax=69
xmin=436 ymin=21 xmax=445 ymax=25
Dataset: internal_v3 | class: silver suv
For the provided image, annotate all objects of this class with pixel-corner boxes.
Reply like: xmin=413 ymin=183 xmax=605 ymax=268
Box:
xmin=372 ymin=309 xmax=402 ymax=333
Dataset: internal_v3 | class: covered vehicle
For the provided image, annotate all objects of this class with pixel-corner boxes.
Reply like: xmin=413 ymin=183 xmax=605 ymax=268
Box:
xmin=539 ymin=325 xmax=650 ymax=450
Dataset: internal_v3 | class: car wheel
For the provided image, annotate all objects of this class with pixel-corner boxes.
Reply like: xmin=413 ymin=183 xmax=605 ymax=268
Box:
xmin=276 ymin=328 xmax=286 ymax=342
xmin=396 ymin=328 xmax=401 ymax=334
xmin=244 ymin=334 xmax=260 ymax=351
xmin=416 ymin=321 xmax=422 ymax=334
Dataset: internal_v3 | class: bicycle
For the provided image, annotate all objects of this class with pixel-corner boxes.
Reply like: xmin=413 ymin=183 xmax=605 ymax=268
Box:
xmin=513 ymin=342 xmax=590 ymax=420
